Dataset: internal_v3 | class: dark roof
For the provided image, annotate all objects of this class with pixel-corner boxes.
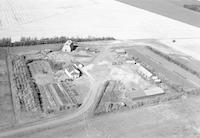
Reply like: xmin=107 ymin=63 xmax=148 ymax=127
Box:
xmin=66 ymin=65 xmax=77 ymax=72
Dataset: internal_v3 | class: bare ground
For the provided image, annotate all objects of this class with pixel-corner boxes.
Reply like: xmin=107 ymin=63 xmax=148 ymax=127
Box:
xmin=14 ymin=96 xmax=200 ymax=138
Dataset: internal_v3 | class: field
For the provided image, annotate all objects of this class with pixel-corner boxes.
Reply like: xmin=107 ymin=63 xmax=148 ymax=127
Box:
xmin=0 ymin=48 xmax=15 ymax=128
xmin=158 ymin=39 xmax=200 ymax=62
xmin=9 ymin=43 xmax=63 ymax=55
xmin=1 ymin=0 xmax=200 ymax=40
xmin=117 ymin=0 xmax=200 ymax=27
xmin=17 ymin=96 xmax=200 ymax=138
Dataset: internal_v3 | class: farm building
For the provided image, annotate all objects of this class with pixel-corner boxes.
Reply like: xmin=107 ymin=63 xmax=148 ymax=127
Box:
xmin=144 ymin=87 xmax=164 ymax=96
xmin=125 ymin=57 xmax=136 ymax=64
xmin=135 ymin=63 xmax=141 ymax=66
xmin=152 ymin=76 xmax=161 ymax=83
xmin=137 ymin=66 xmax=153 ymax=79
xmin=152 ymin=76 xmax=158 ymax=80
xmin=154 ymin=79 xmax=161 ymax=83
xmin=64 ymin=65 xmax=81 ymax=79
xmin=62 ymin=40 xmax=78 ymax=52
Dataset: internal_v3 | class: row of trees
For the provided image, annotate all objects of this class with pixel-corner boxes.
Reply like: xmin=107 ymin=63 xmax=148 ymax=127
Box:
xmin=0 ymin=36 xmax=115 ymax=47
xmin=146 ymin=46 xmax=200 ymax=78
xmin=184 ymin=4 xmax=200 ymax=13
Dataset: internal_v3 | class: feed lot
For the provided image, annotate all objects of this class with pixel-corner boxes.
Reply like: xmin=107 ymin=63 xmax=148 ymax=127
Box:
xmin=0 ymin=48 xmax=15 ymax=128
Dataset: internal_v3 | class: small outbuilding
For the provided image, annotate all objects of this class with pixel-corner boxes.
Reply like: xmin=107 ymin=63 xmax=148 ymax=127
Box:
xmin=126 ymin=57 xmax=136 ymax=64
xmin=137 ymin=66 xmax=153 ymax=79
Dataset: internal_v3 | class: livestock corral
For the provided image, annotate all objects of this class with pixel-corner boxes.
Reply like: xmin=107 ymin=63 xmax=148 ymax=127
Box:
xmin=38 ymin=82 xmax=82 ymax=114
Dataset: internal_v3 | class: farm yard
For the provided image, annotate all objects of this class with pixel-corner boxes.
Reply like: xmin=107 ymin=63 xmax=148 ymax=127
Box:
xmin=11 ymin=56 xmax=89 ymax=115
xmin=90 ymin=46 xmax=171 ymax=115
xmin=93 ymin=41 xmax=200 ymax=115
xmin=1 ymin=0 xmax=200 ymax=136
xmin=5 ymin=42 xmax=94 ymax=128
xmin=2 ymin=40 xmax=200 ymax=137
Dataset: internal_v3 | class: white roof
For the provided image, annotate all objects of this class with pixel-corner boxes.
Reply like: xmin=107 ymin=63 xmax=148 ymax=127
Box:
xmin=144 ymin=87 xmax=164 ymax=96
xmin=138 ymin=66 xmax=152 ymax=77
xmin=115 ymin=49 xmax=125 ymax=53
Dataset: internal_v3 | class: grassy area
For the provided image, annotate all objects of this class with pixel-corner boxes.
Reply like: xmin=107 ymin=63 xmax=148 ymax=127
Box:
xmin=0 ymin=48 xmax=15 ymax=128
xmin=9 ymin=43 xmax=63 ymax=55
xmin=147 ymin=46 xmax=200 ymax=78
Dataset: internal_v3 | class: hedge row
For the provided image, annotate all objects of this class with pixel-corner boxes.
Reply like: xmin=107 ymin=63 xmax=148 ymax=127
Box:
xmin=0 ymin=36 xmax=115 ymax=47
xmin=146 ymin=46 xmax=200 ymax=78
